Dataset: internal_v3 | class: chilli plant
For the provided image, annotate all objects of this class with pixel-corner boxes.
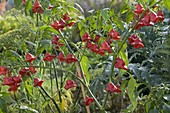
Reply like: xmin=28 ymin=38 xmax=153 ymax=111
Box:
xmin=0 ymin=0 xmax=170 ymax=113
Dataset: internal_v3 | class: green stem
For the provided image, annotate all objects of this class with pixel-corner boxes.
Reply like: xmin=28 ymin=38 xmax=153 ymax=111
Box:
xmin=49 ymin=64 xmax=53 ymax=96
xmin=107 ymin=0 xmax=163 ymax=108
xmin=11 ymin=65 xmax=73 ymax=74
xmin=52 ymin=47 xmax=65 ymax=89
xmin=40 ymin=86 xmax=61 ymax=113
xmin=102 ymin=93 xmax=109 ymax=108
xmin=58 ymin=29 xmax=75 ymax=55
xmin=73 ymin=88 xmax=81 ymax=106
xmin=52 ymin=61 xmax=62 ymax=103
xmin=58 ymin=29 xmax=106 ymax=112
xmin=39 ymin=89 xmax=55 ymax=113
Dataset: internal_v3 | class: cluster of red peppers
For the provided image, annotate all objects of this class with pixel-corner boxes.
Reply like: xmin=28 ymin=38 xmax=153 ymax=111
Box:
xmin=50 ymin=13 xmax=75 ymax=30
xmin=0 ymin=1 xmax=165 ymax=107
xmin=133 ymin=3 xmax=164 ymax=30
xmin=0 ymin=53 xmax=44 ymax=91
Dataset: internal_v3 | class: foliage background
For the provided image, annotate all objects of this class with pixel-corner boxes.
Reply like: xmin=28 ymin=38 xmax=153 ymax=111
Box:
xmin=0 ymin=0 xmax=170 ymax=113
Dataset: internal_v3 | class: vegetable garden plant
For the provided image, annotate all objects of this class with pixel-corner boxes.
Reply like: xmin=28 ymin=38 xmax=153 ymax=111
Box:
xmin=0 ymin=0 xmax=170 ymax=113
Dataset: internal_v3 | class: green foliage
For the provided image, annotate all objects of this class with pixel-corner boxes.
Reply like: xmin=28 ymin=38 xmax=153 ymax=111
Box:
xmin=163 ymin=0 xmax=170 ymax=10
xmin=127 ymin=76 xmax=137 ymax=112
xmin=0 ymin=97 xmax=7 ymax=113
xmin=0 ymin=0 xmax=169 ymax=113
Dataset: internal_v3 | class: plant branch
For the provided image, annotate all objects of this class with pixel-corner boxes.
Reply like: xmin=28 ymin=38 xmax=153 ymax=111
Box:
xmin=40 ymin=86 xmax=61 ymax=113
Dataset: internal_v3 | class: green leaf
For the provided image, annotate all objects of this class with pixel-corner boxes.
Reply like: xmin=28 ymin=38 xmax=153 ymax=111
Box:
xmin=25 ymin=0 xmax=32 ymax=16
xmin=127 ymin=76 xmax=137 ymax=112
xmin=40 ymin=25 xmax=49 ymax=31
xmin=24 ymin=78 xmax=34 ymax=97
xmin=42 ymin=100 xmax=50 ymax=108
xmin=41 ymin=40 xmax=51 ymax=45
xmin=0 ymin=97 xmax=7 ymax=113
xmin=14 ymin=0 xmax=22 ymax=9
xmin=149 ymin=108 xmax=159 ymax=113
xmin=9 ymin=50 xmax=22 ymax=59
xmin=163 ymin=102 xmax=170 ymax=112
xmin=149 ymin=0 xmax=156 ymax=6
xmin=110 ymin=0 xmax=115 ymax=7
xmin=74 ymin=3 xmax=84 ymax=13
xmin=80 ymin=56 xmax=90 ymax=84
xmin=20 ymin=106 xmax=39 ymax=113
xmin=36 ymin=46 xmax=45 ymax=56
xmin=126 ymin=12 xmax=134 ymax=23
xmin=43 ymin=10 xmax=52 ymax=22
xmin=120 ymin=4 xmax=130 ymax=14
xmin=118 ymin=50 xmax=128 ymax=77
xmin=68 ymin=6 xmax=80 ymax=13
xmin=163 ymin=0 xmax=170 ymax=10
xmin=163 ymin=94 xmax=170 ymax=101
xmin=25 ymin=41 xmax=36 ymax=47
xmin=112 ymin=16 xmax=124 ymax=30
xmin=101 ymin=8 xmax=109 ymax=21
xmin=78 ymin=22 xmax=85 ymax=37
xmin=1 ymin=92 xmax=14 ymax=104
xmin=145 ymin=101 xmax=152 ymax=113
xmin=45 ymin=27 xmax=58 ymax=34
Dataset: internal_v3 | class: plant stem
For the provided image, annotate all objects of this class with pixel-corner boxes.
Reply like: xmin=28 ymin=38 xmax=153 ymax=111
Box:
xmin=53 ymin=61 xmax=62 ymax=103
xmin=40 ymin=86 xmax=61 ymax=113
xmin=58 ymin=29 xmax=75 ymax=55
xmin=58 ymin=29 xmax=106 ymax=112
xmin=49 ymin=64 xmax=53 ymax=96
xmin=106 ymin=0 xmax=163 ymax=108
xmin=14 ymin=92 xmax=21 ymax=113
xmin=102 ymin=93 xmax=109 ymax=108
xmin=12 ymin=65 xmax=73 ymax=74
xmin=39 ymin=89 xmax=55 ymax=113
xmin=75 ymin=62 xmax=91 ymax=113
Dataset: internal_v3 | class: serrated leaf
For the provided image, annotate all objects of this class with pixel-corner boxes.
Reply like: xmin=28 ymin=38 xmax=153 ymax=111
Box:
xmin=80 ymin=56 xmax=90 ymax=84
xmin=163 ymin=0 xmax=170 ymax=10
